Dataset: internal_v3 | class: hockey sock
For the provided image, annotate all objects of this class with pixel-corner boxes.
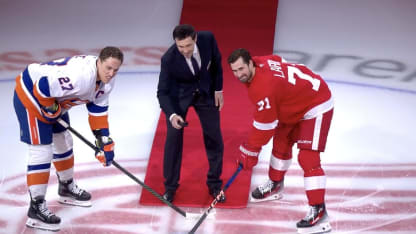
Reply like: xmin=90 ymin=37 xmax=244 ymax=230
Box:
xmin=298 ymin=149 xmax=326 ymax=205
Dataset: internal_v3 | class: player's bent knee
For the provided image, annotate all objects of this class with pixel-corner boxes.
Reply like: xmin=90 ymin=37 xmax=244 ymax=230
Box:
xmin=28 ymin=144 xmax=53 ymax=165
xmin=53 ymin=130 xmax=73 ymax=152
xmin=298 ymin=149 xmax=321 ymax=172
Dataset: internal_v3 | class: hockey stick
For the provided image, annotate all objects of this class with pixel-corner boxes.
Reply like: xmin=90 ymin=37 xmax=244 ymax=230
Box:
xmin=188 ymin=164 xmax=243 ymax=234
xmin=56 ymin=119 xmax=194 ymax=218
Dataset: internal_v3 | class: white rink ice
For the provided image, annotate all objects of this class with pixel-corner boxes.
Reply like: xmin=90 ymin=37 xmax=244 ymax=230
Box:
xmin=1 ymin=1 xmax=416 ymax=233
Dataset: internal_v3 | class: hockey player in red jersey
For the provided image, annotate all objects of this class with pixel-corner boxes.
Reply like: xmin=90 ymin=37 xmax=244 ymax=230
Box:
xmin=13 ymin=46 xmax=123 ymax=231
xmin=228 ymin=48 xmax=333 ymax=234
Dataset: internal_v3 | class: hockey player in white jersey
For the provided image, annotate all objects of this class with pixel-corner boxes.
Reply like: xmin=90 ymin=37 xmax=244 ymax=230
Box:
xmin=13 ymin=46 xmax=123 ymax=231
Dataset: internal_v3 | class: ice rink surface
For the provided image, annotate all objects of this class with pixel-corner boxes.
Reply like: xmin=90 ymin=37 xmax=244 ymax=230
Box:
xmin=1 ymin=1 xmax=415 ymax=233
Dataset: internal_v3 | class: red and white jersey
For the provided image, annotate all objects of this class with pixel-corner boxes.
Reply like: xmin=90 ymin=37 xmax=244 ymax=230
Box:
xmin=246 ymin=55 xmax=333 ymax=148
xmin=15 ymin=55 xmax=114 ymax=129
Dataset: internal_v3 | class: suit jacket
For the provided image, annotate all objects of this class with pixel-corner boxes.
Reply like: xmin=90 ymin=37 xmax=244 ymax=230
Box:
xmin=157 ymin=31 xmax=223 ymax=118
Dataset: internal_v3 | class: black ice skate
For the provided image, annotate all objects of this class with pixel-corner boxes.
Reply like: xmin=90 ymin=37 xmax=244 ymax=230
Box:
xmin=26 ymin=196 xmax=61 ymax=232
xmin=58 ymin=179 xmax=92 ymax=207
xmin=250 ymin=179 xmax=283 ymax=202
xmin=296 ymin=203 xmax=331 ymax=234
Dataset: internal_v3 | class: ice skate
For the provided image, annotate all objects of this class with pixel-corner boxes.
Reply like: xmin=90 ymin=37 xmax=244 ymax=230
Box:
xmin=26 ymin=196 xmax=61 ymax=232
xmin=296 ymin=203 xmax=331 ymax=234
xmin=58 ymin=179 xmax=92 ymax=207
xmin=250 ymin=179 xmax=283 ymax=203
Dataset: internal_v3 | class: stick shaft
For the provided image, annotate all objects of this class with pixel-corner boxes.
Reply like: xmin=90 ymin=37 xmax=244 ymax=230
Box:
xmin=189 ymin=164 xmax=243 ymax=233
xmin=57 ymin=119 xmax=187 ymax=217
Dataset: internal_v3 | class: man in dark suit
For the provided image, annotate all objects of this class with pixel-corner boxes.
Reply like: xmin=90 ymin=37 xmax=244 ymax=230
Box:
xmin=157 ymin=24 xmax=225 ymax=203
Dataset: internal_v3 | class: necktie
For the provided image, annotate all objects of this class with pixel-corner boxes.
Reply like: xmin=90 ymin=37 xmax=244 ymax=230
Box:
xmin=191 ymin=55 xmax=200 ymax=76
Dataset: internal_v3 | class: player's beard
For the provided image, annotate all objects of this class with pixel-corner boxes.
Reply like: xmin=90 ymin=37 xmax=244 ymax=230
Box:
xmin=239 ymin=71 xmax=253 ymax=83
xmin=238 ymin=76 xmax=248 ymax=83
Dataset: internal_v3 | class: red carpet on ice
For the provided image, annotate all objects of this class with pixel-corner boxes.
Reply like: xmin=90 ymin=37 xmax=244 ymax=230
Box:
xmin=139 ymin=0 xmax=279 ymax=208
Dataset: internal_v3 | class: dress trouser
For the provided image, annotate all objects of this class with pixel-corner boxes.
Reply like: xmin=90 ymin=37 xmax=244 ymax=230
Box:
xmin=163 ymin=92 xmax=224 ymax=192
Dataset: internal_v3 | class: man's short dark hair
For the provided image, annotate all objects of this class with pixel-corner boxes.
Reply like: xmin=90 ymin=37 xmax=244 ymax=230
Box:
xmin=99 ymin=46 xmax=124 ymax=64
xmin=227 ymin=48 xmax=252 ymax=65
xmin=172 ymin=24 xmax=196 ymax=40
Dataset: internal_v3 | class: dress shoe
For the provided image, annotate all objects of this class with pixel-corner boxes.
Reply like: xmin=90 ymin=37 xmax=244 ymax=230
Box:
xmin=209 ymin=188 xmax=226 ymax=203
xmin=162 ymin=190 xmax=175 ymax=202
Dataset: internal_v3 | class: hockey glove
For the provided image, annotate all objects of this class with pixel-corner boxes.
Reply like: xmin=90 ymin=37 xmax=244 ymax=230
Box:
xmin=238 ymin=143 xmax=260 ymax=170
xmin=93 ymin=129 xmax=115 ymax=166
xmin=40 ymin=102 xmax=62 ymax=123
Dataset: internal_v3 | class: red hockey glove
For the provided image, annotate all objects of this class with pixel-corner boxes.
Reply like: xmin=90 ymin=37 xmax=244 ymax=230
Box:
xmin=238 ymin=143 xmax=261 ymax=170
